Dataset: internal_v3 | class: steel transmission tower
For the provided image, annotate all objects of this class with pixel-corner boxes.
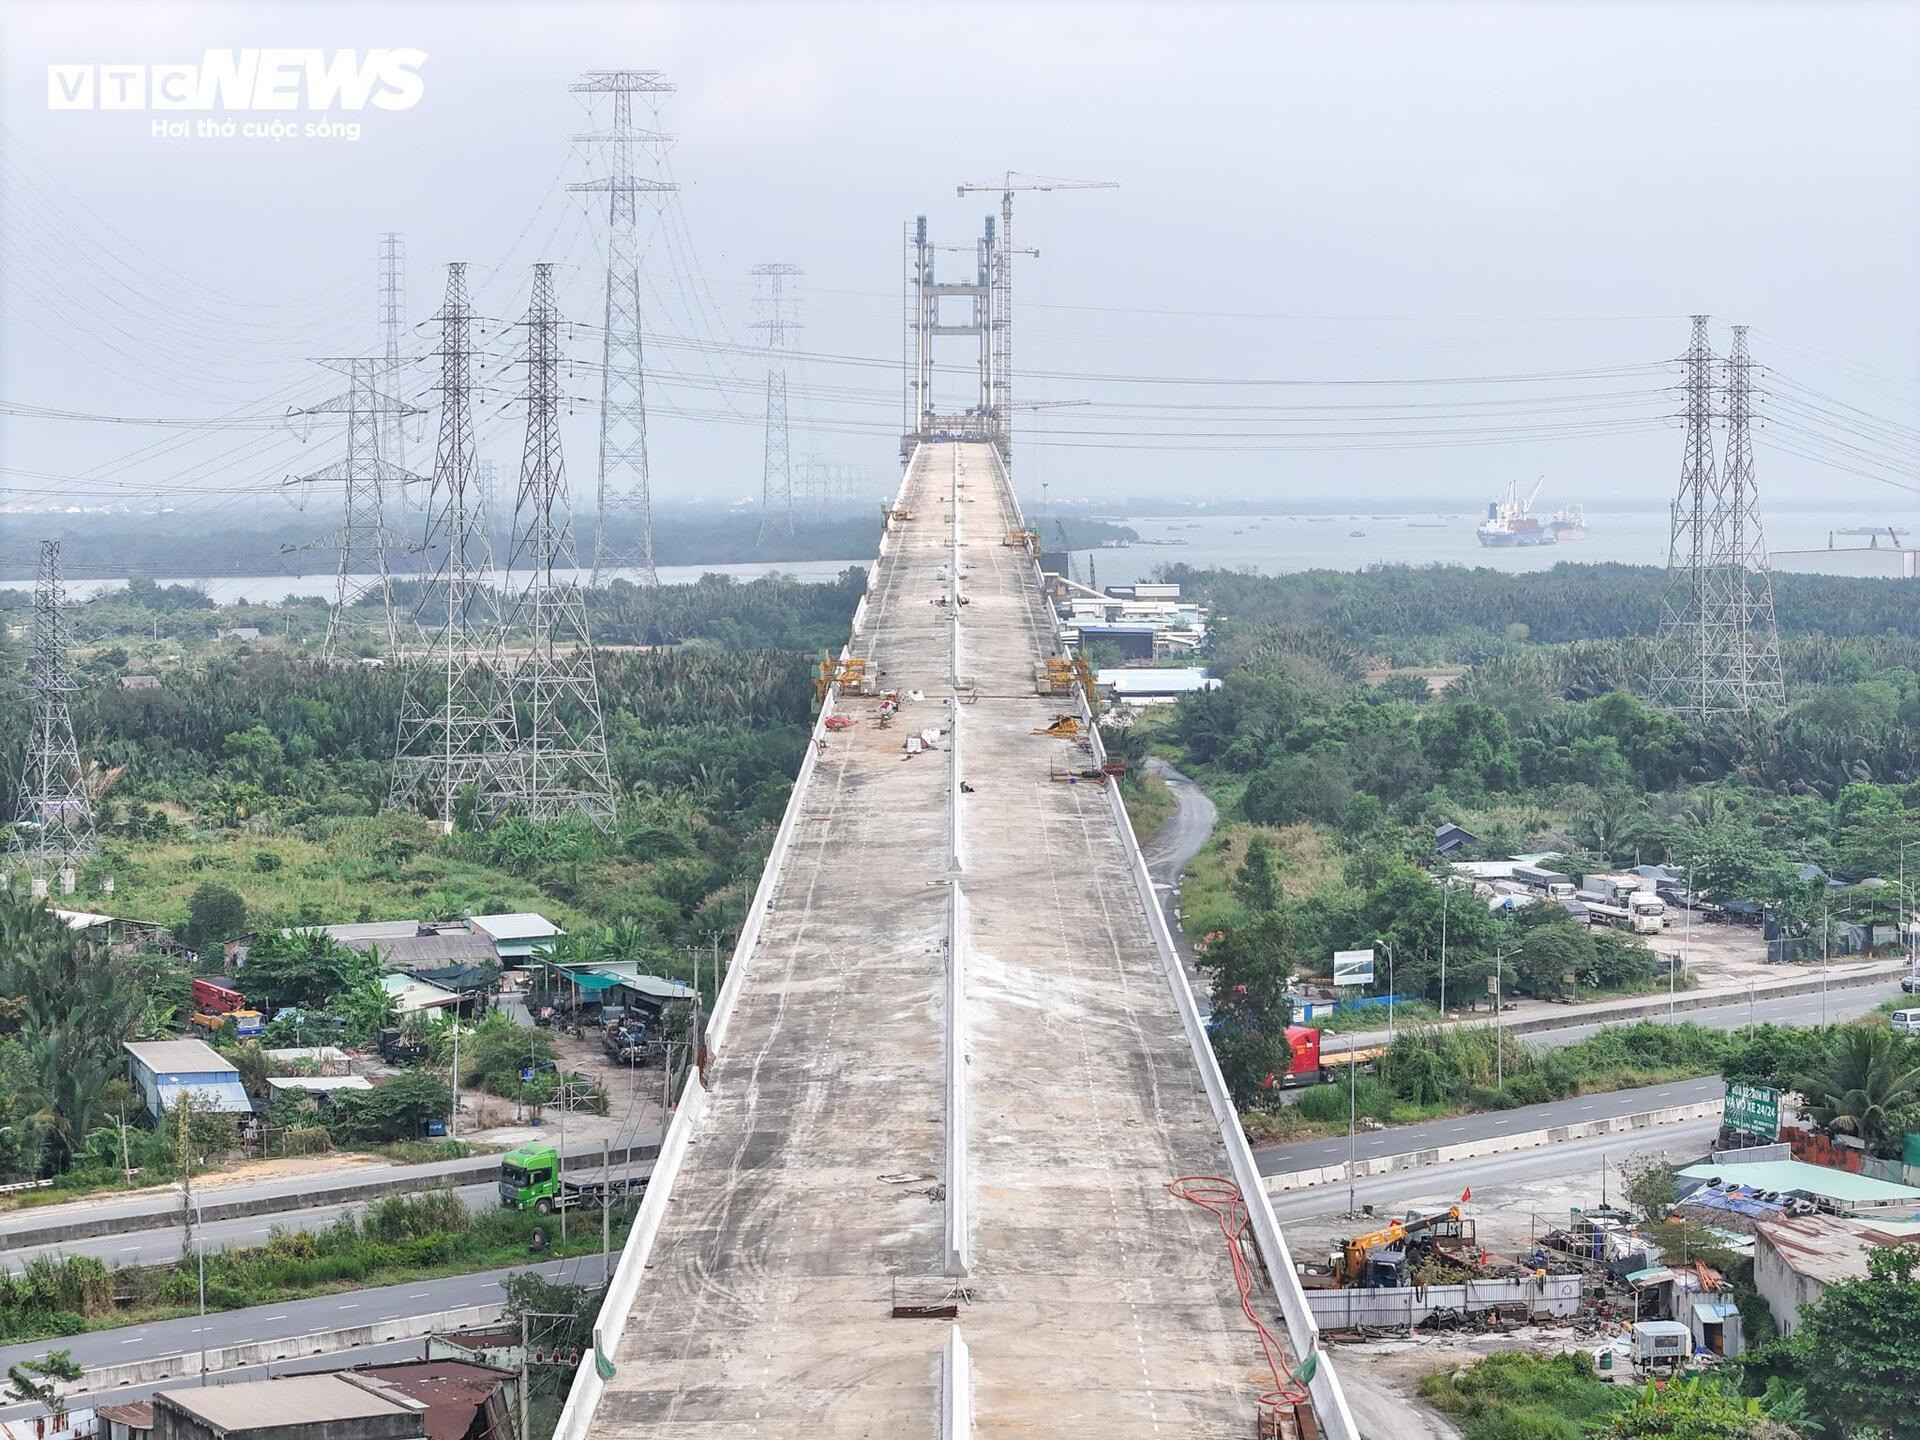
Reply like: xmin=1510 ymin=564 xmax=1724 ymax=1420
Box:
xmin=489 ymin=263 xmax=617 ymax=831
xmin=390 ymin=263 xmax=519 ymax=824
xmin=1648 ymin=317 xmax=1785 ymax=717
xmin=378 ymin=233 xmax=408 ymax=487
xmin=570 ymin=70 xmax=677 ymax=587
xmin=7 ymin=540 xmax=92 ymax=885
xmin=752 ymin=263 xmax=801 ymax=544
xmin=290 ymin=358 xmax=424 ymax=660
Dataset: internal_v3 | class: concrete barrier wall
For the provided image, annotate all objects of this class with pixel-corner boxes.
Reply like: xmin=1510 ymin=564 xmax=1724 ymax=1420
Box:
xmin=1263 ymin=1100 xmax=1723 ymax=1195
xmin=553 ymin=1075 xmax=711 ymax=1440
xmin=59 ymin=1304 xmax=505 ymax=1397
xmin=1306 ymin=1275 xmax=1583 ymax=1330
xmin=941 ymin=1325 xmax=970 ymax=1440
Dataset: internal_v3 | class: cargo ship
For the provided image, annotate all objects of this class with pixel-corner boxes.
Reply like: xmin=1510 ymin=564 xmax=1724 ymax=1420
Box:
xmin=1550 ymin=502 xmax=1588 ymax=541
xmin=1476 ymin=477 xmax=1555 ymax=547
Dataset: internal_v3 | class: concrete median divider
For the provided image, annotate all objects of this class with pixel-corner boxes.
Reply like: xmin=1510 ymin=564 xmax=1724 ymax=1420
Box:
xmin=1262 ymin=1100 xmax=1723 ymax=1195
xmin=58 ymin=1303 xmax=506 ymax=1398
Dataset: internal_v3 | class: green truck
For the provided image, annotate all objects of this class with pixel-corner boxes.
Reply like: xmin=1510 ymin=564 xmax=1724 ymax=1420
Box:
xmin=499 ymin=1144 xmax=645 ymax=1214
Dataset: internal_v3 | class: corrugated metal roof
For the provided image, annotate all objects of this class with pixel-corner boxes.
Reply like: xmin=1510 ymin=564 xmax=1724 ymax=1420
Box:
xmin=1756 ymin=1211 xmax=1920 ymax=1286
xmin=1679 ymin=1158 xmax=1920 ymax=1207
xmin=153 ymin=1078 xmax=255 ymax=1114
xmin=469 ymin=913 xmax=562 ymax=941
xmin=160 ymin=1373 xmax=421 ymax=1430
xmin=124 ymin=1040 xmax=237 ymax=1075
xmin=355 ymin=1361 xmax=511 ymax=1440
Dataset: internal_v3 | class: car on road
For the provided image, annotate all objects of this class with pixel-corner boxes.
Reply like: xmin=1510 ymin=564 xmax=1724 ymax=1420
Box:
xmin=1901 ymin=974 xmax=1919 ymax=994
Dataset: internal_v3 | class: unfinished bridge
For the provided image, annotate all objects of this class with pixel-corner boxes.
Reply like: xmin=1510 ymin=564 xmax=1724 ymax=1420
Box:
xmin=556 ymin=210 xmax=1352 ymax=1440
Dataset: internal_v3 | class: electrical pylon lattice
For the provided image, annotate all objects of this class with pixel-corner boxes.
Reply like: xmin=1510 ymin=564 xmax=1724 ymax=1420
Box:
xmin=7 ymin=540 xmax=92 ymax=884
xmin=289 ymin=357 xmax=425 ymax=660
xmin=752 ymin=263 xmax=801 ymax=544
xmin=487 ymin=263 xmax=618 ymax=832
xmin=390 ymin=263 xmax=519 ymax=824
xmin=571 ymin=69 xmax=677 ymax=588
xmin=1647 ymin=316 xmax=1785 ymax=717
xmin=378 ymin=232 xmax=408 ymax=492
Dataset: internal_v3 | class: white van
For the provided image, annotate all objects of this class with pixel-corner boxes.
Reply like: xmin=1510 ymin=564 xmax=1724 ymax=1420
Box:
xmin=1892 ymin=1009 xmax=1920 ymax=1037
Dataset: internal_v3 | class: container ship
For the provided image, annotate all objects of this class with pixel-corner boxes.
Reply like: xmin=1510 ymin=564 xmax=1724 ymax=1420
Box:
xmin=1476 ymin=477 xmax=1555 ymax=547
xmin=1549 ymin=503 xmax=1588 ymax=541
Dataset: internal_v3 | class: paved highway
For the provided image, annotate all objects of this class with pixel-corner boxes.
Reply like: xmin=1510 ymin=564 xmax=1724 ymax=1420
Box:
xmin=1252 ymin=1073 xmax=1726 ymax=1174
xmin=0 ymin=1134 xmax=656 ymax=1250
xmin=0 ymin=1258 xmax=588 ymax=1383
xmin=1139 ymin=755 xmax=1217 ymax=1009
xmin=1266 ymin=1118 xmax=1723 ymax=1226
xmin=9 ymin=1184 xmax=503 ymax=1268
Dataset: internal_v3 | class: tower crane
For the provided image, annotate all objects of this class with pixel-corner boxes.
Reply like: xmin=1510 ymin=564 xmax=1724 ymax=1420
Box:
xmin=953 ymin=173 xmax=1116 ymax=458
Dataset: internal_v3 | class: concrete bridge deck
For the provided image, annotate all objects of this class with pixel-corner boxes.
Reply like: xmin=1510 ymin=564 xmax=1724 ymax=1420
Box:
xmin=579 ymin=441 xmax=1331 ymax=1438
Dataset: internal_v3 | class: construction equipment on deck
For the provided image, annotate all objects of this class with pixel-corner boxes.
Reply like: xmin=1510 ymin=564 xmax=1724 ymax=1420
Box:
xmin=813 ymin=651 xmax=869 ymax=707
xmin=1034 ymin=714 xmax=1080 ymax=738
xmin=1005 ymin=527 xmax=1039 ymax=555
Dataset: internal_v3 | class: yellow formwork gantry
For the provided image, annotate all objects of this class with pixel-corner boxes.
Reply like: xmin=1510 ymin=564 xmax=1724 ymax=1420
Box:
xmin=1041 ymin=654 xmax=1099 ymax=708
xmin=814 ymin=651 xmax=869 ymax=707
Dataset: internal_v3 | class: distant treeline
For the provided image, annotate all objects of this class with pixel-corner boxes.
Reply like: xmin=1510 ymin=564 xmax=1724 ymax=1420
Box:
xmin=0 ymin=509 xmax=1136 ymax=584
xmin=1161 ymin=562 xmax=1920 ymax=650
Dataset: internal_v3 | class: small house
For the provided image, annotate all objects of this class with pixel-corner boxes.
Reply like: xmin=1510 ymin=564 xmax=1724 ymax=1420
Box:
xmin=124 ymin=1039 xmax=253 ymax=1123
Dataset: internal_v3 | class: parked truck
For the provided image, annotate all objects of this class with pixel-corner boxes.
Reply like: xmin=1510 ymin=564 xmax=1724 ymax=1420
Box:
xmin=499 ymin=1144 xmax=647 ymax=1214
xmin=1577 ymin=890 xmax=1666 ymax=935
xmin=192 ymin=977 xmax=249 ymax=1014
xmin=1511 ymin=864 xmax=1576 ymax=899
xmin=190 ymin=1008 xmax=265 ymax=1037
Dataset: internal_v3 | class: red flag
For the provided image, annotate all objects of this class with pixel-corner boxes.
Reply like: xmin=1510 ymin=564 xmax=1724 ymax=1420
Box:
xmin=1461 ymin=1187 xmax=1472 ymax=1203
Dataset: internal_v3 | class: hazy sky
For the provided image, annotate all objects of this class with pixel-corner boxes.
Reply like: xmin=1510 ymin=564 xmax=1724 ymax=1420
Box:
xmin=2 ymin=0 xmax=1916 ymax=532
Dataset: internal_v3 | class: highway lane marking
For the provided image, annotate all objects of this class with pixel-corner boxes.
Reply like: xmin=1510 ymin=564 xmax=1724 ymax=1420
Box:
xmin=338 ymin=1303 xmax=360 ymax=1310
xmin=259 ymin=1315 xmax=288 ymax=1321
xmin=407 ymin=1292 xmax=433 ymax=1298
xmin=117 ymin=1244 xmax=141 ymax=1252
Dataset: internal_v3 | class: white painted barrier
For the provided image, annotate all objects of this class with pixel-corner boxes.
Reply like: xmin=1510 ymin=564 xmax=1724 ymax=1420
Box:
xmin=553 ymin=1075 xmax=711 ymax=1440
xmin=1308 ymin=1275 xmax=1583 ymax=1329
xmin=1263 ymin=1100 xmax=1723 ymax=1195
xmin=945 ymin=884 xmax=971 ymax=1278
xmin=942 ymin=1325 xmax=971 ymax=1440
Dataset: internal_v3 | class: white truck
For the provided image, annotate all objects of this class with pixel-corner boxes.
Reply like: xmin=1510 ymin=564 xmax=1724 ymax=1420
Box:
xmin=1512 ymin=864 xmax=1577 ymax=900
xmin=1582 ymin=873 xmax=1667 ymax=933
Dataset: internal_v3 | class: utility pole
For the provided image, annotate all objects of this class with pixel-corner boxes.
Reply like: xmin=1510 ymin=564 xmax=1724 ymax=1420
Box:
xmin=751 ymin=264 xmax=802 ymax=545
xmin=449 ymin=1017 xmax=462 ymax=1140
xmin=571 ymin=70 xmax=677 ymax=588
xmin=519 ymin=1314 xmax=530 ymax=1440
xmin=1648 ymin=317 xmax=1785 ymax=717
xmin=288 ymin=358 xmax=425 ymax=660
xmin=601 ymin=1137 xmax=612 ymax=1283
xmin=7 ymin=540 xmax=93 ymax=885
xmin=390 ymin=262 xmax=518 ymax=825
xmin=487 ymin=263 xmax=618 ymax=832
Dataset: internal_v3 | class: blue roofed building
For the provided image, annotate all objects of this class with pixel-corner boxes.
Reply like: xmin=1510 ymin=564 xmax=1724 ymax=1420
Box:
xmin=124 ymin=1039 xmax=253 ymax=1122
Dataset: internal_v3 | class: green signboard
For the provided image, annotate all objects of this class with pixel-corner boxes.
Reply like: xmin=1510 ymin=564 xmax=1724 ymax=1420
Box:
xmin=1723 ymin=1082 xmax=1781 ymax=1139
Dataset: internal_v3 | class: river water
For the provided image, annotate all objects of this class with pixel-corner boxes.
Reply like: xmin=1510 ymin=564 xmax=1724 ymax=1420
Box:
xmin=1066 ymin=509 xmax=1914 ymax=589
xmin=5 ymin=510 xmax=1909 ymax=606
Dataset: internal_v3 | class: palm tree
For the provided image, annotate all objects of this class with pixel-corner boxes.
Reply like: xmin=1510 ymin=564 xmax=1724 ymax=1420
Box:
xmin=1797 ymin=1027 xmax=1920 ymax=1157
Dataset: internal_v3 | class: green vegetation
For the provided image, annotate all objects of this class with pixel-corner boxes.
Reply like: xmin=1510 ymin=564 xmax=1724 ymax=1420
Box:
xmin=0 ymin=1189 xmax=635 ymax=1344
xmin=1258 ymin=1020 xmax=1735 ymax=1141
xmin=1419 ymin=1351 xmax=1804 ymax=1440
xmin=1422 ymin=1241 xmax=1920 ymax=1440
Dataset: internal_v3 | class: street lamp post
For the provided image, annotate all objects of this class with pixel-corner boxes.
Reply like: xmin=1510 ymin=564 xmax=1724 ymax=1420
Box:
xmin=1381 ymin=942 xmax=1397 ymax=1043
xmin=1438 ymin=877 xmax=1451 ymax=1017
xmin=173 ymin=1181 xmax=207 ymax=1385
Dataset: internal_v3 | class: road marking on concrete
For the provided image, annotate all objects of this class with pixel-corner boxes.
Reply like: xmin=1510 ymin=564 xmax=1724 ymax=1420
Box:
xmin=118 ymin=1337 xmax=144 ymax=1345
xmin=259 ymin=1314 xmax=287 ymax=1322
xmin=338 ymin=1303 xmax=360 ymax=1310
xmin=117 ymin=1244 xmax=141 ymax=1252
xmin=407 ymin=1292 xmax=433 ymax=1299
